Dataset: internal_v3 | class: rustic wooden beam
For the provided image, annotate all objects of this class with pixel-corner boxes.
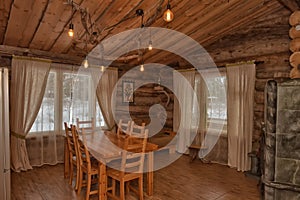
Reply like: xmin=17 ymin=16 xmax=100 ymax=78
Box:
xmin=277 ymin=0 xmax=300 ymax=12
xmin=0 ymin=45 xmax=83 ymax=65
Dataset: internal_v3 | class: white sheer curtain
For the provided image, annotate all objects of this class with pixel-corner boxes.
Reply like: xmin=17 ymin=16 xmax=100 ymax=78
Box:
xmin=226 ymin=62 xmax=255 ymax=171
xmin=173 ymin=69 xmax=196 ymax=153
xmin=27 ymin=66 xmax=63 ymax=167
xmin=27 ymin=64 xmax=106 ymax=167
xmin=10 ymin=56 xmax=51 ymax=172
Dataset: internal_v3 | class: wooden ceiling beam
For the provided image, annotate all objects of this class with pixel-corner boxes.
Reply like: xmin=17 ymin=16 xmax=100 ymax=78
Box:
xmin=277 ymin=0 xmax=300 ymax=12
xmin=0 ymin=45 xmax=83 ymax=65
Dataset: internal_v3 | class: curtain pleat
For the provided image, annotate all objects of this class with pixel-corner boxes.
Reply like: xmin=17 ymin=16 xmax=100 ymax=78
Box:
xmin=173 ymin=70 xmax=195 ymax=153
xmin=95 ymin=68 xmax=118 ymax=130
xmin=226 ymin=63 xmax=255 ymax=171
xmin=10 ymin=56 xmax=51 ymax=172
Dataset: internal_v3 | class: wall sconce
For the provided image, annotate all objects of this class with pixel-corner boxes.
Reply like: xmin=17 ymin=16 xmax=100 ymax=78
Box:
xmin=163 ymin=0 xmax=174 ymax=22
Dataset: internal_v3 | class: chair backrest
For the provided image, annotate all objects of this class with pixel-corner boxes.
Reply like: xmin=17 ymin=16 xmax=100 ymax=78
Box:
xmin=74 ymin=127 xmax=92 ymax=169
xmin=121 ymin=129 xmax=148 ymax=174
xmin=76 ymin=117 xmax=95 ymax=132
xmin=65 ymin=122 xmax=78 ymax=158
xmin=116 ymin=119 xmax=133 ymax=138
xmin=128 ymin=121 xmax=146 ymax=138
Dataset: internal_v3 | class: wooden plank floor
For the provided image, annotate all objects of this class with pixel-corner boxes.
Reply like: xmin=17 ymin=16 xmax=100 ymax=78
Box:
xmin=11 ymin=155 xmax=260 ymax=200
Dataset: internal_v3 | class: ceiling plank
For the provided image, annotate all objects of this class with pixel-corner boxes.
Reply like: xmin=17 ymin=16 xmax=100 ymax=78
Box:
xmin=4 ymin=0 xmax=48 ymax=47
xmin=66 ymin=0 xmax=144 ymax=55
xmin=0 ymin=0 xmax=13 ymax=44
xmin=142 ymin=0 xmax=282 ymax=66
xmin=29 ymin=0 xmax=72 ymax=50
xmin=277 ymin=0 xmax=300 ymax=12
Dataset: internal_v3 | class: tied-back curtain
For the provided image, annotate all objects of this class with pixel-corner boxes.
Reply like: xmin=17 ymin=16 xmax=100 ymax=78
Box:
xmin=95 ymin=68 xmax=118 ymax=130
xmin=226 ymin=62 xmax=255 ymax=171
xmin=10 ymin=56 xmax=51 ymax=172
xmin=173 ymin=69 xmax=195 ymax=153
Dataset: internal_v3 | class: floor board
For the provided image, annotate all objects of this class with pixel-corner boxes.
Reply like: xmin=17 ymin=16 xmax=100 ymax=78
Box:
xmin=11 ymin=155 xmax=260 ymax=200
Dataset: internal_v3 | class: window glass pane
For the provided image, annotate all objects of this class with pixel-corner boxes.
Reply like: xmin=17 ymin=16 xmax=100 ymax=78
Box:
xmin=206 ymin=76 xmax=227 ymax=120
xmin=96 ymin=102 xmax=105 ymax=127
xmin=30 ymin=72 xmax=56 ymax=132
xmin=62 ymin=73 xmax=91 ymax=125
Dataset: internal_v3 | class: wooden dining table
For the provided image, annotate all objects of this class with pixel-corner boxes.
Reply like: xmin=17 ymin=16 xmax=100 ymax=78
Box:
xmin=78 ymin=130 xmax=158 ymax=200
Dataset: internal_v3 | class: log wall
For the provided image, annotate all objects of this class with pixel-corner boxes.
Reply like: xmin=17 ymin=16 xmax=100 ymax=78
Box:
xmin=206 ymin=10 xmax=291 ymax=151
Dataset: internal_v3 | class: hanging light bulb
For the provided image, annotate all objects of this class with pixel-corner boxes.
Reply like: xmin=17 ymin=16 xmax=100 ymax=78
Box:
xmin=100 ymin=65 xmax=105 ymax=72
xmin=83 ymin=58 xmax=89 ymax=68
xmin=148 ymin=40 xmax=153 ymax=51
xmin=163 ymin=1 xmax=174 ymax=22
xmin=68 ymin=23 xmax=74 ymax=37
xmin=140 ymin=64 xmax=144 ymax=72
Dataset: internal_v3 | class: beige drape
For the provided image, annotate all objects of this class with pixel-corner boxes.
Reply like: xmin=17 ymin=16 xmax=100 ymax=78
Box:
xmin=10 ymin=56 xmax=51 ymax=172
xmin=173 ymin=69 xmax=195 ymax=153
xmin=95 ymin=68 xmax=118 ymax=130
xmin=226 ymin=62 xmax=255 ymax=171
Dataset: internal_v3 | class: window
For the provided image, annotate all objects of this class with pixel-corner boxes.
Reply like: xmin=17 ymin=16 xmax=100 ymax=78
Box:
xmin=192 ymin=72 xmax=227 ymax=133
xmin=206 ymin=76 xmax=227 ymax=120
xmin=30 ymin=68 xmax=105 ymax=134
xmin=30 ymin=72 xmax=56 ymax=132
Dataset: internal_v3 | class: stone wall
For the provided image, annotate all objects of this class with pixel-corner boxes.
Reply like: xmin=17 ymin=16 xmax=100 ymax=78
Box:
xmin=263 ymin=79 xmax=300 ymax=200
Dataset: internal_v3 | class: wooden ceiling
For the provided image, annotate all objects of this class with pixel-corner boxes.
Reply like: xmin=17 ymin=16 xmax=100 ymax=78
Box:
xmin=0 ymin=0 xmax=298 ymax=68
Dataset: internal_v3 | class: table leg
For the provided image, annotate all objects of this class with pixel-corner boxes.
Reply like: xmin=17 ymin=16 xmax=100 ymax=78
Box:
xmin=147 ymin=152 xmax=154 ymax=196
xmin=64 ymin=138 xmax=69 ymax=178
xmin=99 ymin=163 xmax=107 ymax=200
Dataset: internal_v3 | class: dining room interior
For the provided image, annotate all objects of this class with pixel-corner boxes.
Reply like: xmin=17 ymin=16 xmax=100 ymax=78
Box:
xmin=1 ymin=0 xmax=300 ymax=200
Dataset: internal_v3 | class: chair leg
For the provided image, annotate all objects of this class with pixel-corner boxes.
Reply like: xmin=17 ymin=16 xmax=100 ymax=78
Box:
xmin=75 ymin=165 xmax=80 ymax=190
xmin=69 ymin=162 xmax=73 ymax=185
xmin=139 ymin=177 xmax=143 ymax=200
xmin=86 ymin=173 xmax=92 ymax=200
xmin=120 ymin=181 xmax=125 ymax=200
xmin=126 ymin=182 xmax=130 ymax=194
xmin=77 ymin=170 xmax=83 ymax=195
xmin=112 ymin=179 xmax=116 ymax=196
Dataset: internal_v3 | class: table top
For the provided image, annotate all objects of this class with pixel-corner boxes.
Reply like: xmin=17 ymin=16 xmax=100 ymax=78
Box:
xmin=80 ymin=130 xmax=158 ymax=164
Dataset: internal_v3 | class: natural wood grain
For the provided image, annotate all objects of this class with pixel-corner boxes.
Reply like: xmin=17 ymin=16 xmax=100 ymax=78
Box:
xmin=0 ymin=0 xmax=13 ymax=44
xmin=11 ymin=155 xmax=260 ymax=200
xmin=4 ymin=0 xmax=48 ymax=47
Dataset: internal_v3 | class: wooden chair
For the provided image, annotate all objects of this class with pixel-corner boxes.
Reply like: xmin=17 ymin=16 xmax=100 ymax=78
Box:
xmin=116 ymin=119 xmax=133 ymax=138
xmin=129 ymin=122 xmax=146 ymax=137
xmin=73 ymin=126 xmax=99 ymax=200
xmin=107 ymin=129 xmax=149 ymax=200
xmin=76 ymin=117 xmax=95 ymax=132
xmin=64 ymin=122 xmax=80 ymax=190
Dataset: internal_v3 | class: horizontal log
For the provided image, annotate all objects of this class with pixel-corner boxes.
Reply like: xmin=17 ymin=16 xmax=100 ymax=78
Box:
xmin=289 ymin=38 xmax=300 ymax=52
xmin=255 ymin=80 xmax=268 ymax=91
xmin=290 ymin=67 xmax=300 ymax=78
xmin=254 ymin=103 xmax=264 ymax=112
xmin=0 ymin=45 xmax=83 ymax=65
xmin=289 ymin=27 xmax=300 ymax=39
xmin=290 ymin=51 xmax=300 ymax=68
xmin=254 ymin=91 xmax=265 ymax=104
xmin=289 ymin=10 xmax=300 ymax=26
xmin=254 ymin=111 xmax=264 ymax=119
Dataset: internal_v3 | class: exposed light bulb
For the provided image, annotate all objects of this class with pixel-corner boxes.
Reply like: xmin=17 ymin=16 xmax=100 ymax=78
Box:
xmin=68 ymin=23 xmax=74 ymax=37
xmin=140 ymin=64 xmax=144 ymax=72
xmin=83 ymin=58 xmax=89 ymax=68
xmin=100 ymin=65 xmax=105 ymax=72
xmin=148 ymin=41 xmax=153 ymax=51
xmin=163 ymin=4 xmax=174 ymax=22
